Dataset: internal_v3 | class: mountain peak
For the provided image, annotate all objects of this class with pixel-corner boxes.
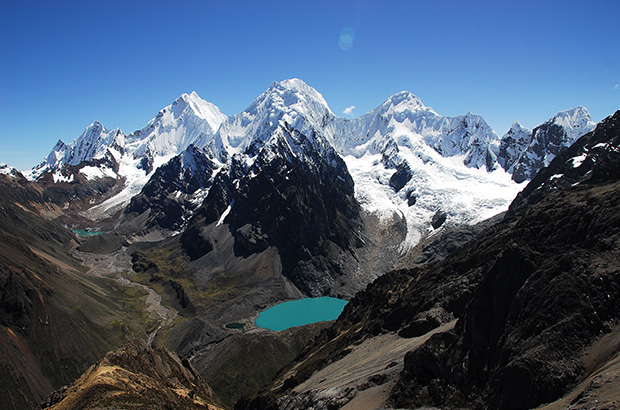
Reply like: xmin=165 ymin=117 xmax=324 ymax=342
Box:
xmin=83 ymin=120 xmax=108 ymax=135
xmin=272 ymin=78 xmax=311 ymax=91
xmin=551 ymin=105 xmax=591 ymax=125
xmin=174 ymin=90 xmax=202 ymax=104
xmin=543 ymin=105 xmax=596 ymax=142
xmin=263 ymin=78 xmax=332 ymax=114
xmin=381 ymin=91 xmax=433 ymax=114
xmin=509 ymin=120 xmax=529 ymax=132
xmin=163 ymin=91 xmax=227 ymax=133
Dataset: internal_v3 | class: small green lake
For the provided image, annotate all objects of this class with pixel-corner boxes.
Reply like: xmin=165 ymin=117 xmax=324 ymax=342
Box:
xmin=73 ymin=229 xmax=105 ymax=237
xmin=255 ymin=297 xmax=348 ymax=331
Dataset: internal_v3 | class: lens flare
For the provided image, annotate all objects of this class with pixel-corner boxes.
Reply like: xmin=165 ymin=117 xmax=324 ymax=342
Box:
xmin=339 ymin=27 xmax=355 ymax=51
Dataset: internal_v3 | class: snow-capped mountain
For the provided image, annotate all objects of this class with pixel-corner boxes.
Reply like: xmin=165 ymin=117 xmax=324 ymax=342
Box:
xmin=209 ymin=79 xmax=333 ymax=163
xmin=499 ymin=106 xmax=595 ymax=183
xmin=181 ymin=119 xmax=361 ymax=295
xmin=28 ymin=91 xmax=227 ymax=219
xmin=127 ymin=91 xmax=226 ymax=174
xmin=159 ymin=81 xmax=520 ymax=255
xmin=29 ymin=79 xmax=595 ymax=254
xmin=324 ymin=90 xmax=517 ymax=248
xmin=329 ymin=91 xmax=499 ymax=171
xmin=27 ymin=120 xmax=124 ymax=182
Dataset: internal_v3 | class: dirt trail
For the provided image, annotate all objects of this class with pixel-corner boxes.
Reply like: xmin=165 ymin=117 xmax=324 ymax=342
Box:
xmin=71 ymin=247 xmax=177 ymax=345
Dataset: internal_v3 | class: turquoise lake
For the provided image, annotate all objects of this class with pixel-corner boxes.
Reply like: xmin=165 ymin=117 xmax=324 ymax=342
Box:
xmin=255 ymin=297 xmax=348 ymax=331
xmin=72 ymin=229 xmax=105 ymax=237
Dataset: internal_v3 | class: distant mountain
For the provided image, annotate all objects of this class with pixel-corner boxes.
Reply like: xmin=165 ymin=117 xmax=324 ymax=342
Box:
xmin=27 ymin=92 xmax=227 ymax=220
xmin=329 ymin=90 xmax=499 ymax=170
xmin=499 ymin=106 xmax=595 ymax=182
xmin=27 ymin=120 xmax=124 ymax=182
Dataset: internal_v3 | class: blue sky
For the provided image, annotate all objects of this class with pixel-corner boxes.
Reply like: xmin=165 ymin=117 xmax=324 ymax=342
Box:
xmin=1 ymin=0 xmax=619 ymax=170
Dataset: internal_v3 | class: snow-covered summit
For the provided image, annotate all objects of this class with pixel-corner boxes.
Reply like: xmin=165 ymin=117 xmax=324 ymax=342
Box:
xmin=548 ymin=106 xmax=594 ymax=141
xmin=127 ymin=91 xmax=226 ymax=164
xmin=329 ymin=91 xmax=499 ymax=171
xmin=209 ymin=78 xmax=333 ymax=162
xmin=377 ymin=91 xmax=434 ymax=116
xmin=27 ymin=120 xmax=125 ymax=180
xmin=500 ymin=106 xmax=596 ymax=182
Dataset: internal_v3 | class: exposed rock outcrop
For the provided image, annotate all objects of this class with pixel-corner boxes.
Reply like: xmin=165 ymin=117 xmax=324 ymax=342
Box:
xmin=40 ymin=339 xmax=225 ymax=410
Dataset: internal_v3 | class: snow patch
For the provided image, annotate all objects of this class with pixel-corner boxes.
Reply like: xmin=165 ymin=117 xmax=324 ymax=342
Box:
xmin=52 ymin=171 xmax=74 ymax=183
xmin=0 ymin=164 xmax=15 ymax=177
xmin=80 ymin=166 xmax=117 ymax=180
xmin=217 ymin=201 xmax=234 ymax=226
xmin=571 ymin=153 xmax=588 ymax=168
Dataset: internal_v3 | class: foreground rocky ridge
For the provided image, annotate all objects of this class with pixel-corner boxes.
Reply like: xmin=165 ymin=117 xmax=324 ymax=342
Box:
xmin=239 ymin=111 xmax=620 ymax=409
xmin=40 ymin=339 xmax=225 ymax=410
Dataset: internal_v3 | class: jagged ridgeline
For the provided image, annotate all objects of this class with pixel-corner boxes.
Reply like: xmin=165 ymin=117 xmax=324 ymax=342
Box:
xmin=0 ymin=79 xmax=608 ymax=410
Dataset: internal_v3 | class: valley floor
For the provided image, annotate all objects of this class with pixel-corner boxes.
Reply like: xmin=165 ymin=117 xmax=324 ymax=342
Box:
xmin=70 ymin=247 xmax=177 ymax=343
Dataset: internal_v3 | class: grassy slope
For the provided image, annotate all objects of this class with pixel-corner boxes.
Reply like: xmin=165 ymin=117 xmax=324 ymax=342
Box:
xmin=0 ymin=174 xmax=150 ymax=409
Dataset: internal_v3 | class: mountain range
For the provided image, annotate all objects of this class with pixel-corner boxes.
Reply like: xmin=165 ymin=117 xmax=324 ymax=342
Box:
xmin=0 ymin=78 xmax=613 ymax=410
xmin=24 ymin=79 xmax=595 ymax=246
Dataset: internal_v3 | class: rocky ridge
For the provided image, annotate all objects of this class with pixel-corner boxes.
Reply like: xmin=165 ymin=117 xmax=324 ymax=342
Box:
xmin=39 ymin=339 xmax=225 ymax=410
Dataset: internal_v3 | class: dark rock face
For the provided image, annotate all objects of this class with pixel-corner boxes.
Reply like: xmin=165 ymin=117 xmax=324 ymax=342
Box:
xmin=126 ymin=145 xmax=216 ymax=231
xmin=406 ymin=191 xmax=417 ymax=206
xmin=389 ymin=162 xmax=413 ymax=192
xmin=497 ymin=123 xmax=531 ymax=173
xmin=390 ymin=111 xmax=620 ymax=410
xmin=182 ymin=124 xmax=361 ymax=296
xmin=430 ymin=210 xmax=447 ymax=229
xmin=512 ymin=121 xmax=571 ymax=183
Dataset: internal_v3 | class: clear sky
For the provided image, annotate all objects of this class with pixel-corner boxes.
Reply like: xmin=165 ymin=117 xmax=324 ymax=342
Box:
xmin=1 ymin=0 xmax=619 ymax=170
